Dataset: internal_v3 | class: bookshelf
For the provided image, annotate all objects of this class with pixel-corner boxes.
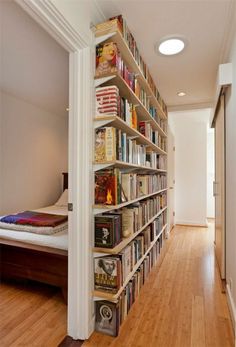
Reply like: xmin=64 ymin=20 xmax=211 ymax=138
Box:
xmin=94 ymin=223 xmax=167 ymax=302
xmin=93 ymin=206 xmax=167 ymax=254
xmin=94 ymin=115 xmax=167 ymax=153
xmin=93 ymin=15 xmax=168 ymax=337
xmin=95 ymin=29 xmax=167 ymax=120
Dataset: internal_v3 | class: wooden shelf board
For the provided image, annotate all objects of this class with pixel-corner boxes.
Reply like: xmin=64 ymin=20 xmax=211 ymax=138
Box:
xmin=93 ymin=160 xmax=167 ymax=173
xmin=93 ymin=206 xmax=168 ymax=254
xmin=93 ymin=188 xmax=168 ymax=214
xmin=96 ymin=30 xmax=167 ymax=120
xmin=94 ymin=115 xmax=167 ymax=154
xmin=95 ymin=73 xmax=167 ymax=136
xmin=93 ymin=223 xmax=168 ymax=302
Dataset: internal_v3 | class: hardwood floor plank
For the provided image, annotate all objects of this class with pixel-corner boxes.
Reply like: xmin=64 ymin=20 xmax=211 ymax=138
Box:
xmin=83 ymin=223 xmax=234 ymax=347
xmin=0 ymin=281 xmax=66 ymax=347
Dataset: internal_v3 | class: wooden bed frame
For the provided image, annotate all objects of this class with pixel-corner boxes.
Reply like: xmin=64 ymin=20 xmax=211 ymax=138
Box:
xmin=0 ymin=173 xmax=68 ymax=301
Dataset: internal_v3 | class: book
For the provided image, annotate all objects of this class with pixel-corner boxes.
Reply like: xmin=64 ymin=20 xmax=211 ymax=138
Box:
xmin=122 ymin=207 xmax=135 ymax=237
xmin=119 ymin=245 xmax=132 ymax=281
xmin=95 ymin=169 xmax=117 ymax=205
xmin=96 ymin=17 xmax=123 ymax=36
xmin=96 ymin=42 xmax=121 ymax=77
xmin=95 ymin=214 xmax=121 ymax=248
xmin=94 ymin=256 xmax=122 ymax=292
xmin=95 ymin=301 xmax=120 ymax=337
xmin=95 ymin=127 xmax=116 ymax=162
xmin=96 ymin=85 xmax=119 ymax=116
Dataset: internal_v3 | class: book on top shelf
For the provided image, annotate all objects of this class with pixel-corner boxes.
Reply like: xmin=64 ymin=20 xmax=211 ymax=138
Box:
xmin=95 ymin=16 xmax=168 ymax=118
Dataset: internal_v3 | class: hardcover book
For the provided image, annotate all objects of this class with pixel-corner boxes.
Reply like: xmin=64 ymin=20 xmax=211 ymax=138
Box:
xmin=94 ymin=256 xmax=122 ymax=292
xmin=95 ymin=214 xmax=121 ymax=248
xmin=95 ymin=169 xmax=117 ymax=205
xmin=96 ymin=42 xmax=121 ymax=77
xmin=95 ymin=301 xmax=120 ymax=337
xmin=95 ymin=127 xmax=116 ymax=163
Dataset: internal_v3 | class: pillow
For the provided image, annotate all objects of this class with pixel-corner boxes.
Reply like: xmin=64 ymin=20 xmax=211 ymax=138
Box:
xmin=55 ymin=189 xmax=68 ymax=207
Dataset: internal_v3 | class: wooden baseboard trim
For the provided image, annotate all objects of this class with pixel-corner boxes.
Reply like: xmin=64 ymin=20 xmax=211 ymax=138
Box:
xmin=58 ymin=336 xmax=84 ymax=347
xmin=175 ymin=223 xmax=208 ymax=228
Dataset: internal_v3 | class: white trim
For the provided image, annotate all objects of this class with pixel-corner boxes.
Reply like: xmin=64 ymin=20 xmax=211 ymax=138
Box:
xmin=210 ymin=63 xmax=233 ymax=128
xmin=13 ymin=0 xmax=96 ymax=340
xmin=15 ymin=0 xmax=91 ymax=50
xmin=167 ymin=101 xmax=213 ymax=112
xmin=68 ymin=48 xmax=94 ymax=339
xmin=226 ymin=284 xmax=236 ymax=334
xmin=175 ymin=221 xmax=208 ymax=227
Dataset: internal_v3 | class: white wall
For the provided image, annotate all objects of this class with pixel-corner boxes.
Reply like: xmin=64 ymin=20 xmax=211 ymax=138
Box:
xmin=207 ymin=129 xmax=215 ymax=218
xmin=0 ymin=91 xmax=68 ymax=215
xmin=169 ymin=109 xmax=210 ymax=226
xmin=225 ymin=28 xmax=236 ymax=329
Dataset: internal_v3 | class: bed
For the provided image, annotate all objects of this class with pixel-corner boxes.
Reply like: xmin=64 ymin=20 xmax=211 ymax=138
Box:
xmin=0 ymin=173 xmax=69 ymax=300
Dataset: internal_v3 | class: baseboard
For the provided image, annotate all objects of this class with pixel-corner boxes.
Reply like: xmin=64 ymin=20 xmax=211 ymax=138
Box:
xmin=175 ymin=221 xmax=208 ymax=228
xmin=226 ymin=284 xmax=236 ymax=333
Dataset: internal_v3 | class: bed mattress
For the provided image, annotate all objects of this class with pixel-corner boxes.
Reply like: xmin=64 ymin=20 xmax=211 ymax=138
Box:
xmin=0 ymin=205 xmax=68 ymax=250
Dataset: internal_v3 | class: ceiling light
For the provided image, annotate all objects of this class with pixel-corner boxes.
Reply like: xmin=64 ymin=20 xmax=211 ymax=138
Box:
xmin=177 ymin=92 xmax=186 ymax=97
xmin=158 ymin=38 xmax=185 ymax=56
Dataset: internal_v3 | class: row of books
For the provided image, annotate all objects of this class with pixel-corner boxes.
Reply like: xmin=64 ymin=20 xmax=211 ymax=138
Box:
xmin=95 ymin=126 xmax=166 ymax=166
xmin=94 ymin=221 xmax=165 ymax=294
xmin=122 ymin=196 xmax=167 ymax=238
xmin=96 ymin=43 xmax=151 ymax=112
xmin=96 ymin=85 xmax=167 ymax=135
xmin=95 ymin=168 xmax=167 ymax=205
xmin=95 ymin=16 xmax=167 ymax=116
xmin=139 ymin=121 xmax=167 ymax=151
xmin=95 ymin=234 xmax=164 ymax=336
xmin=94 ymin=195 xmax=167 ymax=249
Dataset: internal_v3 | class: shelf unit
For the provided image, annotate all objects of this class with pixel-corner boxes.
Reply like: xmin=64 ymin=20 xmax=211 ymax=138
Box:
xmin=93 ymin=206 xmax=167 ymax=255
xmin=93 ymin=188 xmax=168 ymax=214
xmin=95 ymin=29 xmax=167 ymax=120
xmin=94 ymin=223 xmax=168 ymax=302
xmin=95 ymin=73 xmax=167 ymax=137
xmin=93 ymin=160 xmax=167 ymax=173
xmin=94 ymin=115 xmax=167 ymax=153
xmin=93 ymin=16 xmax=168 ymax=336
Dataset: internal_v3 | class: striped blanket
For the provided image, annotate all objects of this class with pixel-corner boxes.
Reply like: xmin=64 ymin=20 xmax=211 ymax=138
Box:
xmin=0 ymin=211 xmax=68 ymax=235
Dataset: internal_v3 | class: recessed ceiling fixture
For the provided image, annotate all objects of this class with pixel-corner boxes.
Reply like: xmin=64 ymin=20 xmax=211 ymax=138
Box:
xmin=158 ymin=37 xmax=185 ymax=56
xmin=177 ymin=91 xmax=186 ymax=97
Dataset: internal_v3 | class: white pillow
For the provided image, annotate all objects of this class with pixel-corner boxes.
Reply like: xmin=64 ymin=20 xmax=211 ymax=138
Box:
xmin=55 ymin=189 xmax=68 ymax=207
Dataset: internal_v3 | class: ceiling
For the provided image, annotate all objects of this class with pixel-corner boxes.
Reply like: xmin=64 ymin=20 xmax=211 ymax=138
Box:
xmin=0 ymin=1 xmax=69 ymax=117
xmin=95 ymin=0 xmax=236 ymax=110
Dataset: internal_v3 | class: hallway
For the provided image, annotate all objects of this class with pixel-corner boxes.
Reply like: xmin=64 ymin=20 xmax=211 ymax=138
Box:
xmin=84 ymin=222 xmax=234 ymax=347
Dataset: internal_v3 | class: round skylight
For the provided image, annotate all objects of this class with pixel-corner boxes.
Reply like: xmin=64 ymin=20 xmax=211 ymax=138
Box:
xmin=158 ymin=38 xmax=185 ymax=56
xmin=177 ymin=91 xmax=186 ymax=97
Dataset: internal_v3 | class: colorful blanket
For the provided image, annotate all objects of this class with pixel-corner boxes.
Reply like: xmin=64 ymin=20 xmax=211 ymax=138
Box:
xmin=0 ymin=211 xmax=68 ymax=227
xmin=0 ymin=211 xmax=68 ymax=235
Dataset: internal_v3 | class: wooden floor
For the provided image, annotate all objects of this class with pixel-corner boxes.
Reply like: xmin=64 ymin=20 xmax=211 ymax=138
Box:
xmin=83 ymin=223 xmax=235 ymax=347
xmin=0 ymin=279 xmax=67 ymax=346
xmin=0 ymin=223 xmax=234 ymax=346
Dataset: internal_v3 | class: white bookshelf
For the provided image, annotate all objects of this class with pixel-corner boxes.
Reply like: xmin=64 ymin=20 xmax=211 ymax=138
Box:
xmin=94 ymin=223 xmax=168 ymax=302
xmin=93 ymin=17 xmax=168 ymax=335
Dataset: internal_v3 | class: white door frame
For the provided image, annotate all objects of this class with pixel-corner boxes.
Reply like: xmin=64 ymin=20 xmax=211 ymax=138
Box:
xmin=15 ymin=0 xmax=94 ymax=339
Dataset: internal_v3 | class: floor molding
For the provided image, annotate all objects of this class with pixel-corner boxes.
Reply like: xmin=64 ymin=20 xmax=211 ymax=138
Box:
xmin=175 ymin=223 xmax=208 ymax=228
xmin=58 ymin=336 xmax=84 ymax=347
xmin=226 ymin=284 xmax=236 ymax=333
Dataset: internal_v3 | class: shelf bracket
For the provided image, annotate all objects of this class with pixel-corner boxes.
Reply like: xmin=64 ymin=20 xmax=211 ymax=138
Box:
xmin=95 ymin=75 xmax=116 ymax=87
xmin=95 ymin=32 xmax=116 ymax=46
xmin=93 ymin=119 xmax=112 ymax=129
xmin=93 ymin=163 xmax=114 ymax=172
